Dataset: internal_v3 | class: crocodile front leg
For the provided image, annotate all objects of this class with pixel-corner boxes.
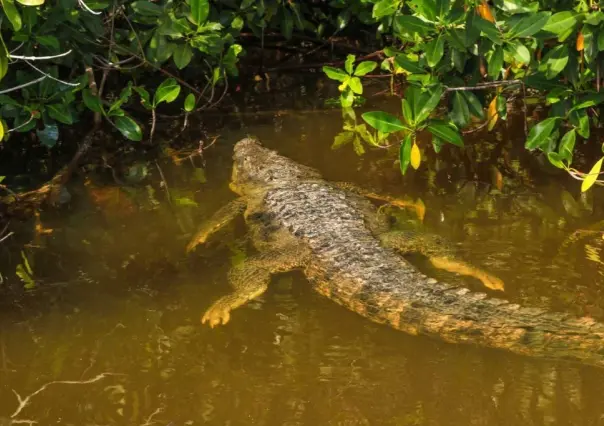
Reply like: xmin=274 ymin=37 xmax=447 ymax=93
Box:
xmin=186 ymin=198 xmax=247 ymax=253
xmin=202 ymin=241 xmax=311 ymax=327
xmin=379 ymin=230 xmax=504 ymax=291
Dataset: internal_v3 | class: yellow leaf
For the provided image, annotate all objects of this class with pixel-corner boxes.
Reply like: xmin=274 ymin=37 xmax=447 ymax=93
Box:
xmin=410 ymin=142 xmax=421 ymax=170
xmin=0 ymin=120 xmax=4 ymax=141
xmin=487 ymin=96 xmax=498 ymax=131
xmin=477 ymin=0 xmax=495 ymax=23
xmin=414 ymin=198 xmax=426 ymax=222
xmin=576 ymin=31 xmax=584 ymax=51
xmin=581 ymin=157 xmax=603 ymax=192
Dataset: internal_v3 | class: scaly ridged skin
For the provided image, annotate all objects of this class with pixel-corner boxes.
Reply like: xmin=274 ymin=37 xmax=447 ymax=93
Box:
xmin=224 ymin=138 xmax=604 ymax=368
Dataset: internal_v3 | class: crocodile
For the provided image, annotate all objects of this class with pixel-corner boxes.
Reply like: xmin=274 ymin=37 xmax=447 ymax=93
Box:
xmin=188 ymin=137 xmax=604 ymax=368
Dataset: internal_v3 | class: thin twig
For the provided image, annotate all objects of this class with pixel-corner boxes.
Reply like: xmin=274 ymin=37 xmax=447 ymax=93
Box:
xmin=78 ymin=0 xmax=102 ymax=15
xmin=444 ymin=80 xmax=523 ymax=92
xmin=7 ymin=114 xmax=34 ymax=133
xmin=10 ymin=373 xmax=120 ymax=418
xmin=0 ymin=231 xmax=14 ymax=243
xmin=0 ymin=76 xmax=46 ymax=95
xmin=24 ymin=60 xmax=79 ymax=87
xmin=155 ymin=161 xmax=172 ymax=206
xmin=9 ymin=50 xmax=73 ymax=61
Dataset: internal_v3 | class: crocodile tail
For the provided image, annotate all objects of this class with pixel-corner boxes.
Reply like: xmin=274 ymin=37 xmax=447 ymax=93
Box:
xmin=343 ymin=281 xmax=604 ymax=368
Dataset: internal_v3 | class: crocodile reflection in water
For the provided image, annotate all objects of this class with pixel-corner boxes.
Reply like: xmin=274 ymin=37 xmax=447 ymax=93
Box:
xmin=188 ymin=137 xmax=604 ymax=369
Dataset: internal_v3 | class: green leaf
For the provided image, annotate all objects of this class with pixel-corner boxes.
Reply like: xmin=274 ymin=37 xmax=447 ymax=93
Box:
xmin=153 ymin=78 xmax=181 ymax=106
xmin=415 ymin=86 xmax=444 ymax=124
xmin=497 ymin=0 xmax=539 ymax=14
xmin=281 ymin=8 xmax=293 ymax=40
xmin=36 ymin=35 xmax=59 ymax=49
xmin=394 ymin=15 xmax=434 ymax=37
xmin=525 ymin=117 xmax=559 ymax=149
xmin=173 ymin=44 xmax=193 ymax=69
xmin=394 ymin=54 xmax=425 ymax=74
xmin=506 ymin=40 xmax=530 ymax=64
xmin=542 ymin=11 xmax=579 ymax=41
xmin=349 ymin=77 xmax=363 ymax=94
xmin=507 ymin=11 xmax=550 ymax=38
xmin=569 ymin=92 xmax=604 ymax=112
xmin=399 ymin=134 xmax=412 ymax=175
xmin=538 ymin=45 xmax=569 ymax=79
xmin=1 ymin=0 xmax=22 ymax=31
xmin=427 ymin=122 xmax=464 ymax=147
xmin=134 ymin=86 xmax=152 ymax=109
xmin=402 ymin=98 xmax=413 ymax=125
xmin=115 ymin=116 xmax=143 ymax=141
xmin=598 ymin=31 xmax=604 ymax=52
xmin=323 ymin=66 xmax=349 ymax=82
xmin=373 ymin=0 xmax=398 ymax=18
xmin=547 ymin=152 xmax=565 ymax=169
xmin=425 ymin=36 xmax=444 ymax=68
xmin=47 ymin=104 xmax=73 ymax=125
xmin=436 ymin=0 xmax=450 ymax=19
xmin=473 ymin=16 xmax=502 ymax=45
xmin=462 ymin=91 xmax=485 ymax=119
xmin=581 ymin=157 xmax=603 ymax=192
xmin=451 ymin=92 xmax=470 ymax=128
xmin=336 ymin=8 xmax=351 ymax=30
xmin=354 ymin=61 xmax=377 ymax=76
xmin=131 ymin=1 xmax=163 ymax=16
xmin=37 ymin=124 xmax=58 ymax=147
xmin=15 ymin=0 xmax=43 ymax=5
xmin=82 ymin=89 xmax=103 ymax=113
xmin=184 ymin=93 xmax=196 ymax=112
xmin=189 ymin=0 xmax=209 ymax=25
xmin=362 ymin=111 xmax=407 ymax=133
xmin=559 ymin=128 xmax=576 ymax=161
xmin=488 ymin=46 xmax=504 ymax=79
xmin=0 ymin=35 xmax=8 ymax=82
xmin=345 ymin=54 xmax=355 ymax=75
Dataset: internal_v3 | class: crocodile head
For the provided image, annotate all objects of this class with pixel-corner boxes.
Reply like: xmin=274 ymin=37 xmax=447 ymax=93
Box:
xmin=230 ymin=137 xmax=321 ymax=195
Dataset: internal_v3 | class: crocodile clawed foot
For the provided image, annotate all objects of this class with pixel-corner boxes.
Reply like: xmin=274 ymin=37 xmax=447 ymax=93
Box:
xmin=201 ymin=299 xmax=233 ymax=328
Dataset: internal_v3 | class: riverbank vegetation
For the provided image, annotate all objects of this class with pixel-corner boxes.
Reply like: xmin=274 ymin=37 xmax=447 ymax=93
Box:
xmin=1 ymin=0 xmax=604 ymax=218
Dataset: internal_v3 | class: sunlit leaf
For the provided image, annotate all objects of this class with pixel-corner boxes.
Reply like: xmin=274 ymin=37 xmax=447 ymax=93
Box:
xmin=576 ymin=31 xmax=585 ymax=51
xmin=507 ymin=11 xmax=550 ymax=38
xmin=115 ymin=116 xmax=143 ymax=141
xmin=0 ymin=35 xmax=8 ymax=81
xmin=349 ymin=77 xmax=362 ymax=94
xmin=323 ymin=66 xmax=349 ymax=82
xmin=427 ymin=121 xmax=464 ymax=147
xmin=488 ymin=46 xmax=504 ymax=79
xmin=410 ymin=142 xmax=421 ymax=170
xmin=1 ymin=0 xmax=22 ymax=31
xmin=373 ymin=0 xmax=398 ymax=18
xmin=425 ymin=36 xmax=445 ymax=68
xmin=189 ymin=0 xmax=209 ymax=25
xmin=559 ymin=128 xmax=576 ymax=162
xmin=394 ymin=54 xmax=425 ymax=74
xmin=15 ymin=0 xmax=44 ymax=5
xmin=354 ymin=61 xmax=377 ymax=76
xmin=525 ymin=117 xmax=559 ymax=150
xmin=542 ymin=11 xmax=579 ymax=41
xmin=477 ymin=0 xmax=495 ymax=23
xmin=487 ymin=96 xmax=499 ymax=130
xmin=184 ymin=93 xmax=196 ymax=112
xmin=345 ymin=54 xmax=355 ymax=75
xmin=415 ymin=85 xmax=444 ymax=124
xmin=581 ymin=157 xmax=603 ymax=192
xmin=131 ymin=0 xmax=162 ymax=16
xmin=394 ymin=15 xmax=433 ymax=37
xmin=399 ymin=134 xmax=412 ymax=175
xmin=153 ymin=78 xmax=181 ymax=106
xmin=538 ymin=45 xmax=568 ymax=79
xmin=362 ymin=111 xmax=407 ymax=133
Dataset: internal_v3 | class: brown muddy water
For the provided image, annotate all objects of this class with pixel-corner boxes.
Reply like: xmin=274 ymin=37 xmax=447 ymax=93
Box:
xmin=2 ymin=101 xmax=604 ymax=425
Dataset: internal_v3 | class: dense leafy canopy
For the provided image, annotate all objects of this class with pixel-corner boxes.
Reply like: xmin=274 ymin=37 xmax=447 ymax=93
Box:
xmin=2 ymin=0 xmax=604 ymax=190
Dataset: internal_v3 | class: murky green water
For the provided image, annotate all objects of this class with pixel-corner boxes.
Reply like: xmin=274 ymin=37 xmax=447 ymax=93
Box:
xmin=2 ymin=101 xmax=604 ymax=425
